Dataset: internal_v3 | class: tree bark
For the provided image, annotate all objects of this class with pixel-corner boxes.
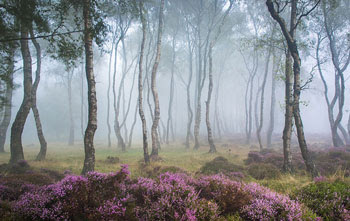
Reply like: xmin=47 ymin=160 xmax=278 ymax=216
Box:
xmin=257 ymin=45 xmax=272 ymax=151
xmin=150 ymin=0 xmax=164 ymax=158
xmin=106 ymin=40 xmax=115 ymax=147
xmin=266 ymin=0 xmax=318 ymax=177
xmin=166 ymin=34 xmax=176 ymax=144
xmin=206 ymin=45 xmax=216 ymax=153
xmin=30 ymin=29 xmax=47 ymax=161
xmin=0 ymin=47 xmax=15 ymax=153
xmin=10 ymin=26 xmax=32 ymax=164
xmin=185 ymin=27 xmax=194 ymax=149
xmin=67 ymin=71 xmax=74 ymax=146
xmin=266 ymin=50 xmax=279 ymax=148
xmin=82 ymin=0 xmax=96 ymax=175
xmin=138 ymin=0 xmax=150 ymax=164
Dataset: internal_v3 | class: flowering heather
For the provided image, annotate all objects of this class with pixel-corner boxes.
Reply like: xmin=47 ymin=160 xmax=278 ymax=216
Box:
xmin=9 ymin=165 xmax=321 ymax=220
xmin=296 ymin=180 xmax=350 ymax=220
xmin=241 ymin=183 xmax=303 ymax=220
xmin=131 ymin=172 xmax=219 ymax=220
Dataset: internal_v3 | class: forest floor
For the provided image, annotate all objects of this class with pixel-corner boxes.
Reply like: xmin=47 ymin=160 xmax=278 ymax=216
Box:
xmin=0 ymin=140 xmax=321 ymax=195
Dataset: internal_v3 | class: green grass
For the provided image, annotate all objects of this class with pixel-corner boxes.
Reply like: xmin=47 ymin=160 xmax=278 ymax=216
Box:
xmin=0 ymin=141 xmax=315 ymax=192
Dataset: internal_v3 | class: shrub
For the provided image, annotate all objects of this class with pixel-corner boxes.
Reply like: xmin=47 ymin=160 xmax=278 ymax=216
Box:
xmin=241 ymin=183 xmax=304 ymax=220
xmin=200 ymin=156 xmax=243 ymax=177
xmin=13 ymin=165 xmax=133 ymax=220
xmin=131 ymin=172 xmax=219 ymax=220
xmin=194 ymin=174 xmax=251 ymax=216
xmin=295 ymin=180 xmax=350 ymax=220
xmin=247 ymin=163 xmax=281 ymax=180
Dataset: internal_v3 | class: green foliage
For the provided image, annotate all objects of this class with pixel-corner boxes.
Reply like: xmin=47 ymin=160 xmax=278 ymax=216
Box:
xmin=294 ymin=180 xmax=350 ymax=220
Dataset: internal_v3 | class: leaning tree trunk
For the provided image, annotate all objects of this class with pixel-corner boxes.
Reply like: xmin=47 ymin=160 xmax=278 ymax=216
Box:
xmin=138 ymin=0 xmax=150 ymax=164
xmin=150 ymin=0 xmax=164 ymax=158
xmin=10 ymin=26 xmax=32 ymax=164
xmin=82 ymin=0 xmax=97 ymax=175
xmin=0 ymin=47 xmax=15 ymax=153
xmin=267 ymin=0 xmax=318 ymax=177
xmin=30 ymin=29 xmax=47 ymax=161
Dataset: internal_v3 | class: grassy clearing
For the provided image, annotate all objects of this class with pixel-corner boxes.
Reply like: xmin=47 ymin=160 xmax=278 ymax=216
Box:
xmin=0 ymin=141 xmax=315 ymax=191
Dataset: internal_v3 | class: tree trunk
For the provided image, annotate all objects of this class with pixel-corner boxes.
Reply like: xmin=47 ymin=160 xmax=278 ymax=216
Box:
xmin=150 ymin=0 xmax=164 ymax=158
xmin=112 ymin=37 xmax=125 ymax=151
xmin=30 ymin=29 xmax=47 ymax=161
xmin=316 ymin=34 xmax=344 ymax=147
xmin=206 ymin=45 xmax=216 ymax=153
xmin=257 ymin=45 xmax=272 ymax=151
xmin=138 ymin=0 xmax=150 ymax=164
xmin=185 ymin=29 xmax=194 ymax=149
xmin=81 ymin=61 xmax=85 ymax=138
xmin=0 ymin=48 xmax=15 ymax=153
xmin=106 ymin=41 xmax=114 ymax=147
xmin=267 ymin=50 xmax=279 ymax=148
xmin=266 ymin=0 xmax=318 ymax=177
xmin=82 ymin=0 xmax=97 ymax=175
xmin=68 ymin=72 xmax=74 ymax=146
xmin=166 ymin=35 xmax=176 ymax=144
xmin=323 ymin=3 xmax=350 ymax=146
xmin=128 ymin=101 xmax=138 ymax=148
xmin=10 ymin=26 xmax=32 ymax=164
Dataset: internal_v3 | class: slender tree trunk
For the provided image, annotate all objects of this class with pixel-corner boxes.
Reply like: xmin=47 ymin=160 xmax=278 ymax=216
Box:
xmin=30 ymin=30 xmax=47 ymax=161
xmin=257 ymin=45 xmax=272 ymax=150
xmin=193 ymin=26 xmax=203 ymax=150
xmin=150 ymin=0 xmax=164 ymax=158
xmin=106 ymin=41 xmax=114 ymax=147
xmin=0 ymin=48 xmax=15 ymax=153
xmin=323 ymin=3 xmax=350 ymax=146
xmin=206 ymin=45 xmax=216 ymax=153
xmin=82 ymin=0 xmax=97 ymax=174
xmin=67 ymin=72 xmax=74 ymax=146
xmin=112 ymin=38 xmax=125 ymax=151
xmin=166 ymin=35 xmax=176 ymax=144
xmin=316 ymin=34 xmax=344 ymax=147
xmin=128 ymin=101 xmax=138 ymax=148
xmin=267 ymin=51 xmax=279 ymax=148
xmin=282 ymin=31 xmax=294 ymax=173
xmin=138 ymin=1 xmax=150 ymax=164
xmin=81 ymin=61 xmax=84 ymax=138
xmin=266 ymin=0 xmax=318 ymax=177
xmin=10 ymin=26 xmax=32 ymax=164
xmin=185 ymin=32 xmax=194 ymax=149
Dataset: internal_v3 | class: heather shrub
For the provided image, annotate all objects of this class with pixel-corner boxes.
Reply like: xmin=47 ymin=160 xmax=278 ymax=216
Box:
xmin=194 ymin=174 xmax=251 ymax=216
xmin=241 ymin=183 xmax=304 ymax=220
xmin=245 ymin=150 xmax=304 ymax=170
xmin=200 ymin=156 xmax=244 ymax=177
xmin=295 ymin=180 xmax=350 ymax=220
xmin=141 ymin=164 xmax=188 ymax=178
xmin=311 ymin=148 xmax=350 ymax=176
xmin=131 ymin=172 xmax=219 ymax=220
xmin=13 ymin=165 xmax=133 ymax=220
xmin=247 ymin=163 xmax=281 ymax=180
